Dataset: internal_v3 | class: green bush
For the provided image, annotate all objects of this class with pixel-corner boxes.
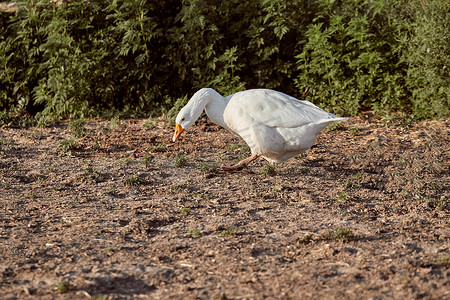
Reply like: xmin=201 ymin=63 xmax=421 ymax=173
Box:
xmin=0 ymin=0 xmax=448 ymax=125
xmin=294 ymin=0 xmax=411 ymax=116
xmin=404 ymin=0 xmax=450 ymax=119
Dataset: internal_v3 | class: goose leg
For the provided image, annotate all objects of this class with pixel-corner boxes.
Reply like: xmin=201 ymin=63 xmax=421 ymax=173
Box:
xmin=222 ymin=155 xmax=260 ymax=172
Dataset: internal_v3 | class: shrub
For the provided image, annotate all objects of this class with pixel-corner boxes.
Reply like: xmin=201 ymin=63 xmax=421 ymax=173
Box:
xmin=403 ymin=0 xmax=450 ymax=119
xmin=0 ymin=0 xmax=448 ymax=124
xmin=294 ymin=0 xmax=411 ymax=116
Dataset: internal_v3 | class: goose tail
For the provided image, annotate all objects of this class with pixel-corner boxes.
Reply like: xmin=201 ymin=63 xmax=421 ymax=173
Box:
xmin=317 ymin=116 xmax=346 ymax=125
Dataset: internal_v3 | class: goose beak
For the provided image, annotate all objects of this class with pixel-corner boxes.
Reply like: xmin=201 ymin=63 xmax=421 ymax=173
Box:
xmin=172 ymin=123 xmax=184 ymax=142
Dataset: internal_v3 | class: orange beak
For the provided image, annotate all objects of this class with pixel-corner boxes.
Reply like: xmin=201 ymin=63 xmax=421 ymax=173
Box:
xmin=172 ymin=123 xmax=184 ymax=142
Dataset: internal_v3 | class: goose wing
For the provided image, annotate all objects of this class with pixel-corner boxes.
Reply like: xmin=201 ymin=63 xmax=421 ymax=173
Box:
xmin=228 ymin=89 xmax=341 ymax=128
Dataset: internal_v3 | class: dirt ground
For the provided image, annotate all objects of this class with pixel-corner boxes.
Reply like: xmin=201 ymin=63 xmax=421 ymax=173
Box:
xmin=0 ymin=116 xmax=448 ymax=299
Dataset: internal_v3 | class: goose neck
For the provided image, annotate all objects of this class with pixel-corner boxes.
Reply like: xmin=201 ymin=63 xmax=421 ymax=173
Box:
xmin=204 ymin=90 xmax=229 ymax=129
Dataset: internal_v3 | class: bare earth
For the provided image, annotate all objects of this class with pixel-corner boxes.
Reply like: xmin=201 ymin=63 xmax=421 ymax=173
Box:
xmin=0 ymin=117 xmax=449 ymax=299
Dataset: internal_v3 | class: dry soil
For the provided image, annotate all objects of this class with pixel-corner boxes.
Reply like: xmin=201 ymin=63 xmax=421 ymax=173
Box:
xmin=0 ymin=117 xmax=449 ymax=299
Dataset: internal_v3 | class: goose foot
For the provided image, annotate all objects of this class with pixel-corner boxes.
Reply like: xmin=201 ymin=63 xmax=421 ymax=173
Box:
xmin=221 ymin=155 xmax=259 ymax=172
xmin=221 ymin=164 xmax=247 ymax=172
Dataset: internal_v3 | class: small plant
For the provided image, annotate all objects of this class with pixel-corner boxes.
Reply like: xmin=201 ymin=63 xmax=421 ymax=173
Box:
xmin=81 ymin=167 xmax=94 ymax=180
xmin=54 ymin=282 xmax=75 ymax=294
xmin=343 ymin=180 xmax=354 ymax=189
xmin=105 ymin=247 xmax=115 ymax=253
xmin=140 ymin=156 xmax=154 ymax=167
xmin=147 ymin=143 xmax=166 ymax=153
xmin=335 ymin=191 xmax=350 ymax=203
xmin=294 ymin=153 xmax=307 ymax=160
xmin=35 ymin=176 xmax=45 ymax=184
xmin=58 ymin=138 xmax=76 ymax=153
xmin=110 ymin=116 xmax=120 ymax=129
xmin=198 ymin=163 xmax=219 ymax=175
xmin=188 ymin=228 xmax=203 ymax=238
xmin=326 ymin=122 xmax=347 ymax=131
xmin=174 ymin=154 xmax=189 ymax=167
xmin=226 ymin=144 xmax=250 ymax=153
xmin=259 ymin=163 xmax=276 ymax=176
xmin=170 ymin=183 xmax=189 ymax=192
xmin=353 ymin=172 xmax=363 ymax=180
xmin=270 ymin=185 xmax=283 ymax=194
xmin=297 ymin=234 xmax=314 ymax=244
xmin=193 ymin=192 xmax=208 ymax=201
xmin=103 ymin=186 xmax=118 ymax=195
xmin=92 ymin=141 xmax=101 ymax=151
xmin=180 ymin=207 xmax=191 ymax=215
xmin=436 ymin=197 xmax=448 ymax=211
xmin=380 ymin=112 xmax=415 ymax=128
xmin=323 ymin=227 xmax=354 ymax=243
xmin=142 ymin=118 xmax=156 ymax=129
xmin=68 ymin=118 xmax=86 ymax=138
xmin=226 ymin=144 xmax=240 ymax=151
xmin=118 ymin=158 xmax=132 ymax=165
xmin=125 ymin=175 xmax=145 ymax=186
xmin=436 ymin=256 xmax=450 ymax=265
xmin=78 ymin=166 xmax=99 ymax=181
xmin=349 ymin=126 xmax=361 ymax=136
xmin=420 ymin=196 xmax=449 ymax=210
xmin=47 ymin=165 xmax=57 ymax=173
xmin=27 ymin=130 xmax=43 ymax=140
xmin=0 ymin=138 xmax=16 ymax=150
xmin=66 ymin=201 xmax=77 ymax=208
xmin=220 ymin=226 xmax=241 ymax=238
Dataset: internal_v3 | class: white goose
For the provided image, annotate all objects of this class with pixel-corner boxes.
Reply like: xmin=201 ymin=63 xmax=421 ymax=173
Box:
xmin=172 ymin=88 xmax=345 ymax=171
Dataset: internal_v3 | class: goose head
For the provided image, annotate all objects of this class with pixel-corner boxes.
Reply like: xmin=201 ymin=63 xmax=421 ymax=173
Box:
xmin=172 ymin=88 xmax=214 ymax=142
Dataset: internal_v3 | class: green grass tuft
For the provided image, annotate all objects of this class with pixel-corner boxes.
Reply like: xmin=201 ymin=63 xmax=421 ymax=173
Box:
xmin=259 ymin=163 xmax=276 ymax=176
xmin=174 ymin=154 xmax=189 ymax=167
xmin=198 ymin=163 xmax=219 ymax=175
xmin=58 ymin=138 xmax=76 ymax=153
xmin=335 ymin=191 xmax=350 ymax=203
xmin=219 ymin=226 xmax=241 ymax=238
xmin=323 ymin=227 xmax=355 ymax=243
xmin=125 ymin=175 xmax=146 ymax=186
xmin=297 ymin=234 xmax=314 ymax=244
xmin=54 ymin=282 xmax=75 ymax=294
xmin=68 ymin=118 xmax=86 ymax=138
xmin=437 ymin=256 xmax=450 ymax=265
xmin=180 ymin=207 xmax=191 ymax=215
xmin=140 ymin=155 xmax=154 ymax=167
xmin=188 ymin=228 xmax=203 ymax=238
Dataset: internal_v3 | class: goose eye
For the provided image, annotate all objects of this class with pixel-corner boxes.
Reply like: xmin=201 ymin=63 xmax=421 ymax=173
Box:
xmin=181 ymin=118 xmax=186 ymax=122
